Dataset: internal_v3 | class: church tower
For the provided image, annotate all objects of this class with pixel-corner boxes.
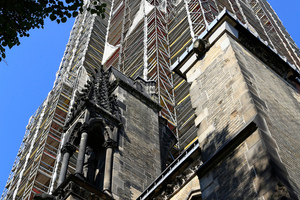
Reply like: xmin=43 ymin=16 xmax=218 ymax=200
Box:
xmin=2 ymin=0 xmax=300 ymax=199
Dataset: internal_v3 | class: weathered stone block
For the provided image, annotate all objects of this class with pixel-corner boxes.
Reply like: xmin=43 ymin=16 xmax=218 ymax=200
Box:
xmin=197 ymin=120 xmax=215 ymax=144
xmin=190 ymin=91 xmax=208 ymax=109
xmin=245 ymin=130 xmax=260 ymax=149
xmin=190 ymin=79 xmax=201 ymax=94
xmin=187 ymin=64 xmax=202 ymax=83
xmin=194 ymin=108 xmax=208 ymax=127
xmin=220 ymin=37 xmax=231 ymax=51
xmin=240 ymin=104 xmax=257 ymax=123
xmin=225 ymin=67 xmax=243 ymax=89
xmin=253 ymin=168 xmax=277 ymax=197
xmin=232 ymin=82 xmax=249 ymax=102
xmin=246 ymin=140 xmax=267 ymax=166
xmin=230 ymin=74 xmax=247 ymax=93
xmin=200 ymin=172 xmax=214 ymax=191
xmin=201 ymin=179 xmax=219 ymax=200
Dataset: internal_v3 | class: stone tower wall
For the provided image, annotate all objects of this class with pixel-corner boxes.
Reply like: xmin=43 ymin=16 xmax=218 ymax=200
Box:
xmin=187 ymin=33 xmax=300 ymax=199
xmin=111 ymin=86 xmax=161 ymax=200
xmin=229 ymin=34 xmax=300 ymax=198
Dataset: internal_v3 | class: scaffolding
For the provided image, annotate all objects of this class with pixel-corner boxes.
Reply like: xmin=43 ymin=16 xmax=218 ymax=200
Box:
xmin=104 ymin=0 xmax=300 ymax=150
xmin=2 ymin=0 xmax=300 ymax=199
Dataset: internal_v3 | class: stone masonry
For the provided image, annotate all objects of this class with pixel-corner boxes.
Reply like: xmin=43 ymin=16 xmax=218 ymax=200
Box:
xmin=186 ymin=32 xmax=300 ymax=199
xmin=110 ymin=73 xmax=162 ymax=200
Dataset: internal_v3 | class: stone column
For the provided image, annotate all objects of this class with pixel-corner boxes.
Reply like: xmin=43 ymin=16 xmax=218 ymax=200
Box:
xmin=58 ymin=143 xmax=76 ymax=185
xmin=75 ymin=132 xmax=88 ymax=174
xmin=103 ymin=139 xmax=117 ymax=195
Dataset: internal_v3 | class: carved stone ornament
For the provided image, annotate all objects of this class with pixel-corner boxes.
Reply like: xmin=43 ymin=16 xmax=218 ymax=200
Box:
xmin=193 ymin=39 xmax=210 ymax=58
xmin=79 ymin=123 xmax=90 ymax=134
xmin=55 ymin=176 xmax=113 ymax=200
xmin=61 ymin=142 xmax=76 ymax=156
xmin=102 ymin=138 xmax=118 ymax=149
xmin=57 ymin=181 xmax=89 ymax=200
xmin=153 ymin=159 xmax=203 ymax=200
xmin=65 ymin=65 xmax=121 ymax=129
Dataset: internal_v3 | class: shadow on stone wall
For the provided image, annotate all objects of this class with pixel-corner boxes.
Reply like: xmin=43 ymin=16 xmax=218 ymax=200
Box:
xmin=198 ymin=122 xmax=295 ymax=199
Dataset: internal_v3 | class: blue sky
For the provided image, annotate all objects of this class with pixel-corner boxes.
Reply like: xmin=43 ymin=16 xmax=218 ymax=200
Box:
xmin=0 ymin=0 xmax=299 ymax=195
xmin=0 ymin=18 xmax=75 ymax=194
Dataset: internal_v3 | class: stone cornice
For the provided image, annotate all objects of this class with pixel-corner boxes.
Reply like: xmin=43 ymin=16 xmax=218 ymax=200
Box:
xmin=171 ymin=10 xmax=300 ymax=86
xmin=108 ymin=67 xmax=161 ymax=112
